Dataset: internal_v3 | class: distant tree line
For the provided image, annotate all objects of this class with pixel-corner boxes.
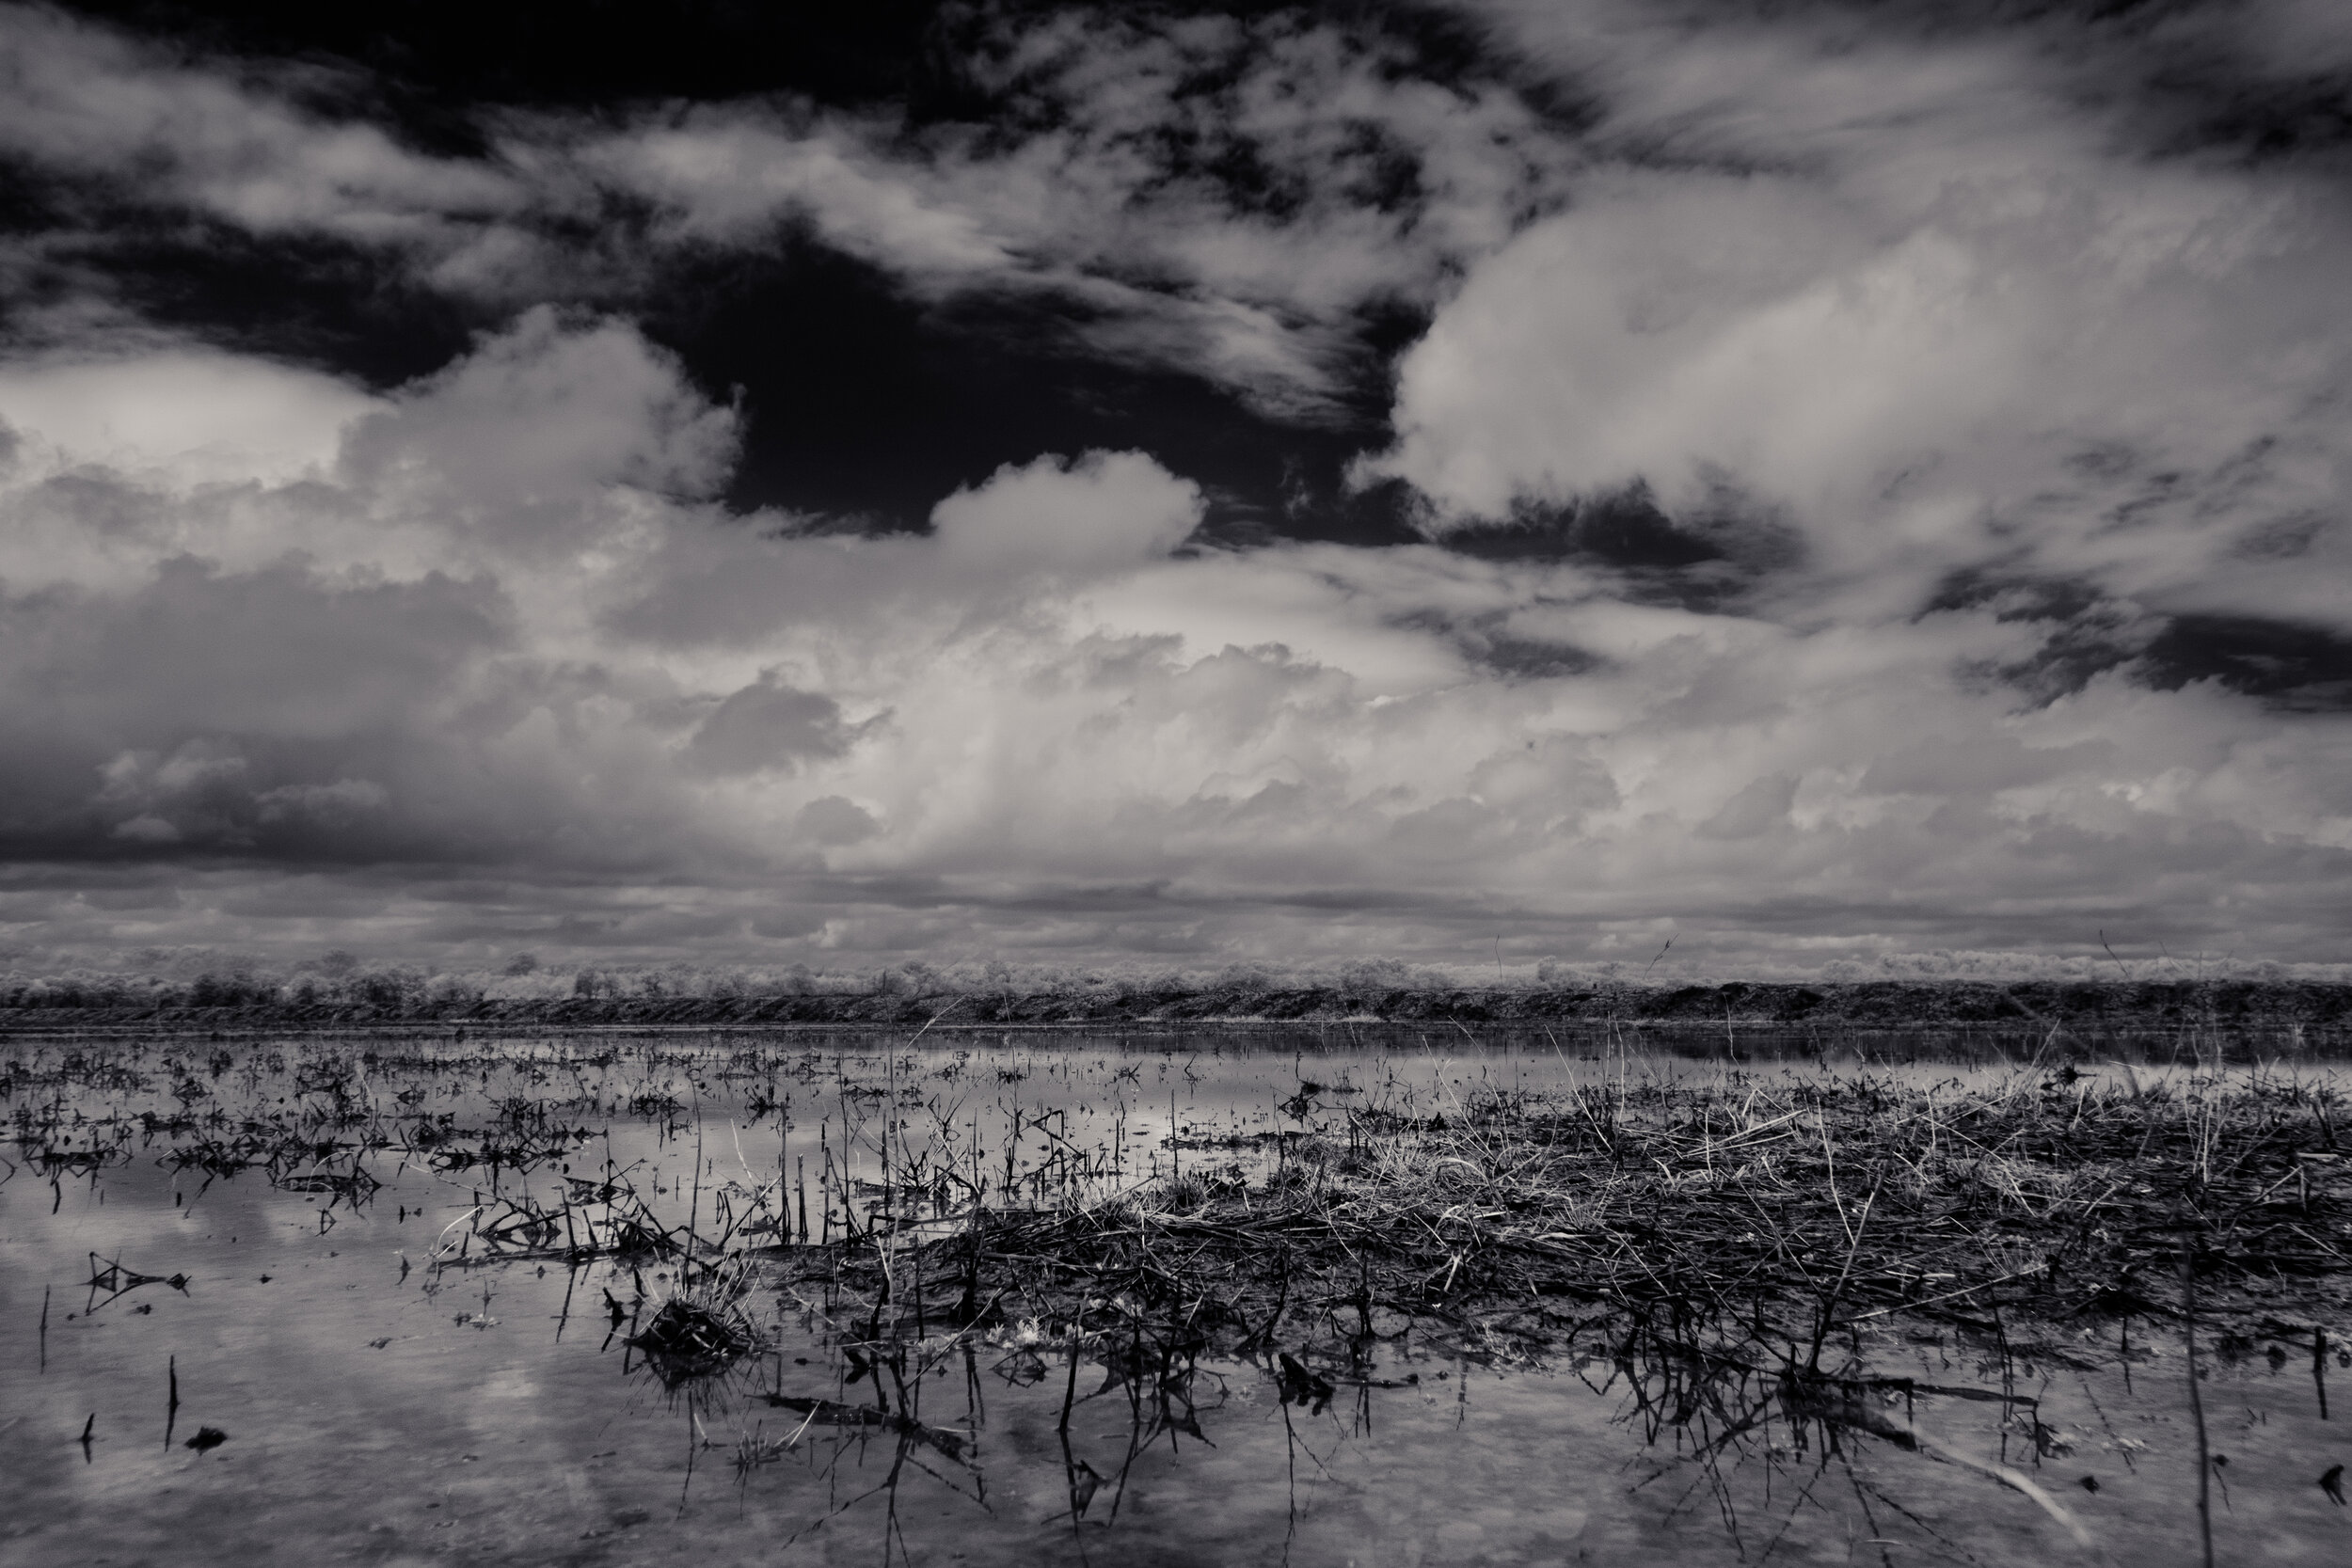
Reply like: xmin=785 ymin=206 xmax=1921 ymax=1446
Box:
xmin=0 ymin=948 xmax=2341 ymax=1015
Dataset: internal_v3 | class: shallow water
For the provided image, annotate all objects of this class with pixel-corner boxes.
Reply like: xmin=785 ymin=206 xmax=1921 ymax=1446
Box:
xmin=4 ymin=1028 xmax=2349 ymax=1566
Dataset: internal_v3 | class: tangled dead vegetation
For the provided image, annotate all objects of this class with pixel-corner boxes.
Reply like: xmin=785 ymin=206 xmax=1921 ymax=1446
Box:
xmin=789 ymin=1065 xmax=2352 ymax=1388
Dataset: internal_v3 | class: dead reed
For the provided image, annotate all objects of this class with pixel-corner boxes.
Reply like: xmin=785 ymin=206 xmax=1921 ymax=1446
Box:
xmin=797 ymin=1062 xmax=2352 ymax=1390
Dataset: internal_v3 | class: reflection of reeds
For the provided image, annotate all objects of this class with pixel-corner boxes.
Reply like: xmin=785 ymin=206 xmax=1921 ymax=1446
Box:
xmin=1593 ymin=1313 xmax=2098 ymax=1555
xmin=83 ymin=1251 xmax=189 ymax=1313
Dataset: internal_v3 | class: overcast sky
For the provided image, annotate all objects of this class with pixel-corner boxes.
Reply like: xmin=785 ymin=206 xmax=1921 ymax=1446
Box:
xmin=2 ymin=0 xmax=2350 ymax=974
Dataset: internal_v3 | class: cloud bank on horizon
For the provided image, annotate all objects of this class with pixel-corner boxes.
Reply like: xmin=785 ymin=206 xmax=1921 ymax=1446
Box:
xmin=1 ymin=0 xmax=2349 ymax=972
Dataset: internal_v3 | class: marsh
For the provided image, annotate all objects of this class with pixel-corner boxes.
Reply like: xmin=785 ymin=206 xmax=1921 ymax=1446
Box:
xmin=6 ymin=1023 xmax=2349 ymax=1565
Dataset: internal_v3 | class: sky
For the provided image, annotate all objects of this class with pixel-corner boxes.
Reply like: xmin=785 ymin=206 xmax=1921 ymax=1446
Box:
xmin=2 ymin=0 xmax=2350 ymax=975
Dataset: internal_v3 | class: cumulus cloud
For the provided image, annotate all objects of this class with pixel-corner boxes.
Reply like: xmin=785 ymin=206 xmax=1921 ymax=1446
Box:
xmin=1377 ymin=0 xmax=2352 ymax=639
xmin=0 ymin=350 xmax=372 ymax=484
xmin=338 ymin=306 xmax=739 ymax=551
xmin=931 ymin=451 xmax=1202 ymax=571
xmin=4 ymin=305 xmax=2345 ymax=966
xmin=0 ymin=1 xmax=2348 ymax=970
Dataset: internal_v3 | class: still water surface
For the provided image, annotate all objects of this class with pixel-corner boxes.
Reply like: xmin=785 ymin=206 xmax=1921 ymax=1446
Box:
xmin=4 ymin=1027 xmax=2348 ymax=1566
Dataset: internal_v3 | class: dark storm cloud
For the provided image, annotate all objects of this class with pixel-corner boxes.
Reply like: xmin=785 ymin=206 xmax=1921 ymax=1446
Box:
xmin=0 ymin=0 xmax=2349 ymax=974
xmin=687 ymin=679 xmax=873 ymax=777
xmin=0 ymin=558 xmax=502 ymax=849
xmin=13 ymin=555 xmax=502 ymax=736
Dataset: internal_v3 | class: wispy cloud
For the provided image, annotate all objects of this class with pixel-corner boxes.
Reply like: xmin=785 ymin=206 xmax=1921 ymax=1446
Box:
xmin=564 ymin=10 xmax=1579 ymax=420
xmin=0 ymin=2 xmax=1580 ymax=417
xmin=0 ymin=5 xmax=533 ymax=264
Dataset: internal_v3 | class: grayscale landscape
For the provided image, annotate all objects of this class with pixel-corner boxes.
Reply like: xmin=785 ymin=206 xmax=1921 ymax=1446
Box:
xmin=5 ymin=1 xmax=2352 ymax=1563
